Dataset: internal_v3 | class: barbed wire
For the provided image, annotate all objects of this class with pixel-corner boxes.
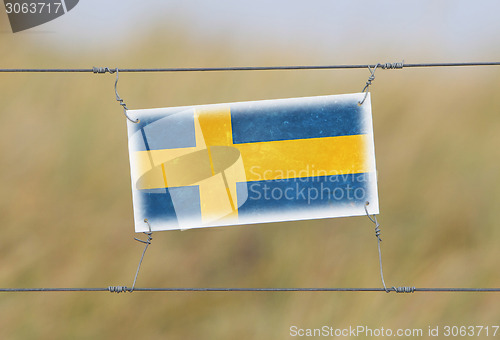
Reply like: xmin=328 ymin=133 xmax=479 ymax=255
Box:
xmin=0 ymin=61 xmax=499 ymax=73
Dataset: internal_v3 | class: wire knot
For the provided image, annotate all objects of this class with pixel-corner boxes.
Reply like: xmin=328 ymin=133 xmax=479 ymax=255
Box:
xmin=108 ymin=286 xmax=129 ymax=293
xmin=134 ymin=219 xmax=153 ymax=245
xmin=374 ymin=224 xmax=382 ymax=242
xmin=380 ymin=61 xmax=404 ymax=70
xmin=391 ymin=286 xmax=416 ymax=293
xmin=359 ymin=64 xmax=379 ymax=105
xmin=93 ymin=66 xmax=138 ymax=122
xmin=134 ymin=233 xmax=153 ymax=245
xmin=111 ymin=68 xmax=139 ymax=123
xmin=92 ymin=67 xmax=116 ymax=74
xmin=127 ymin=219 xmax=154 ymax=293
xmin=364 ymin=202 xmax=382 ymax=242
xmin=362 ymin=70 xmax=376 ymax=92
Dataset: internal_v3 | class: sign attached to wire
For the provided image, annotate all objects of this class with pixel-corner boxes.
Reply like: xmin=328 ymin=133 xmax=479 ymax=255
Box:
xmin=126 ymin=93 xmax=379 ymax=232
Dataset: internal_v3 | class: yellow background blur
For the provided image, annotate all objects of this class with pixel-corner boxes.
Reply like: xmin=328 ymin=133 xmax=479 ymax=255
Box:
xmin=0 ymin=3 xmax=499 ymax=339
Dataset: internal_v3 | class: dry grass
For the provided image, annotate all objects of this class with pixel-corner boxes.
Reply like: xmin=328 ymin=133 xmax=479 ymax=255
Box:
xmin=1 ymin=18 xmax=499 ymax=339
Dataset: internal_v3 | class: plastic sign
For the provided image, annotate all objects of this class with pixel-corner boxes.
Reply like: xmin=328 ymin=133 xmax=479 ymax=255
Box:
xmin=127 ymin=93 xmax=378 ymax=232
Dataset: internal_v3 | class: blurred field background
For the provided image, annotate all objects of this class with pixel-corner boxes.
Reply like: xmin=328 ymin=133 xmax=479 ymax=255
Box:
xmin=1 ymin=1 xmax=500 ymax=339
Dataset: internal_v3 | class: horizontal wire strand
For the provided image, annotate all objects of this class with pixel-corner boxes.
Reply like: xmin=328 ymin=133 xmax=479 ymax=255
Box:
xmin=0 ymin=62 xmax=500 ymax=73
xmin=0 ymin=287 xmax=499 ymax=293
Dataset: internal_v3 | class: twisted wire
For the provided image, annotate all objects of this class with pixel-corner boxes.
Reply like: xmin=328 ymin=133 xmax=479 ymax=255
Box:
xmin=1 ymin=287 xmax=499 ymax=293
xmin=92 ymin=67 xmax=115 ymax=74
xmin=108 ymin=286 xmax=129 ymax=293
xmin=364 ymin=202 xmax=416 ymax=294
xmin=358 ymin=64 xmax=379 ymax=105
xmin=129 ymin=219 xmax=154 ymax=292
xmin=391 ymin=286 xmax=416 ymax=293
xmin=380 ymin=61 xmax=404 ymax=69
xmin=112 ymin=68 xmax=139 ymax=123
xmin=364 ymin=202 xmax=388 ymax=292
xmin=2 ymin=61 xmax=499 ymax=73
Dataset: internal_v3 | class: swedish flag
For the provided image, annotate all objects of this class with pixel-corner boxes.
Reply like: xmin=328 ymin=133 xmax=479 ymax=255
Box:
xmin=127 ymin=93 xmax=378 ymax=232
